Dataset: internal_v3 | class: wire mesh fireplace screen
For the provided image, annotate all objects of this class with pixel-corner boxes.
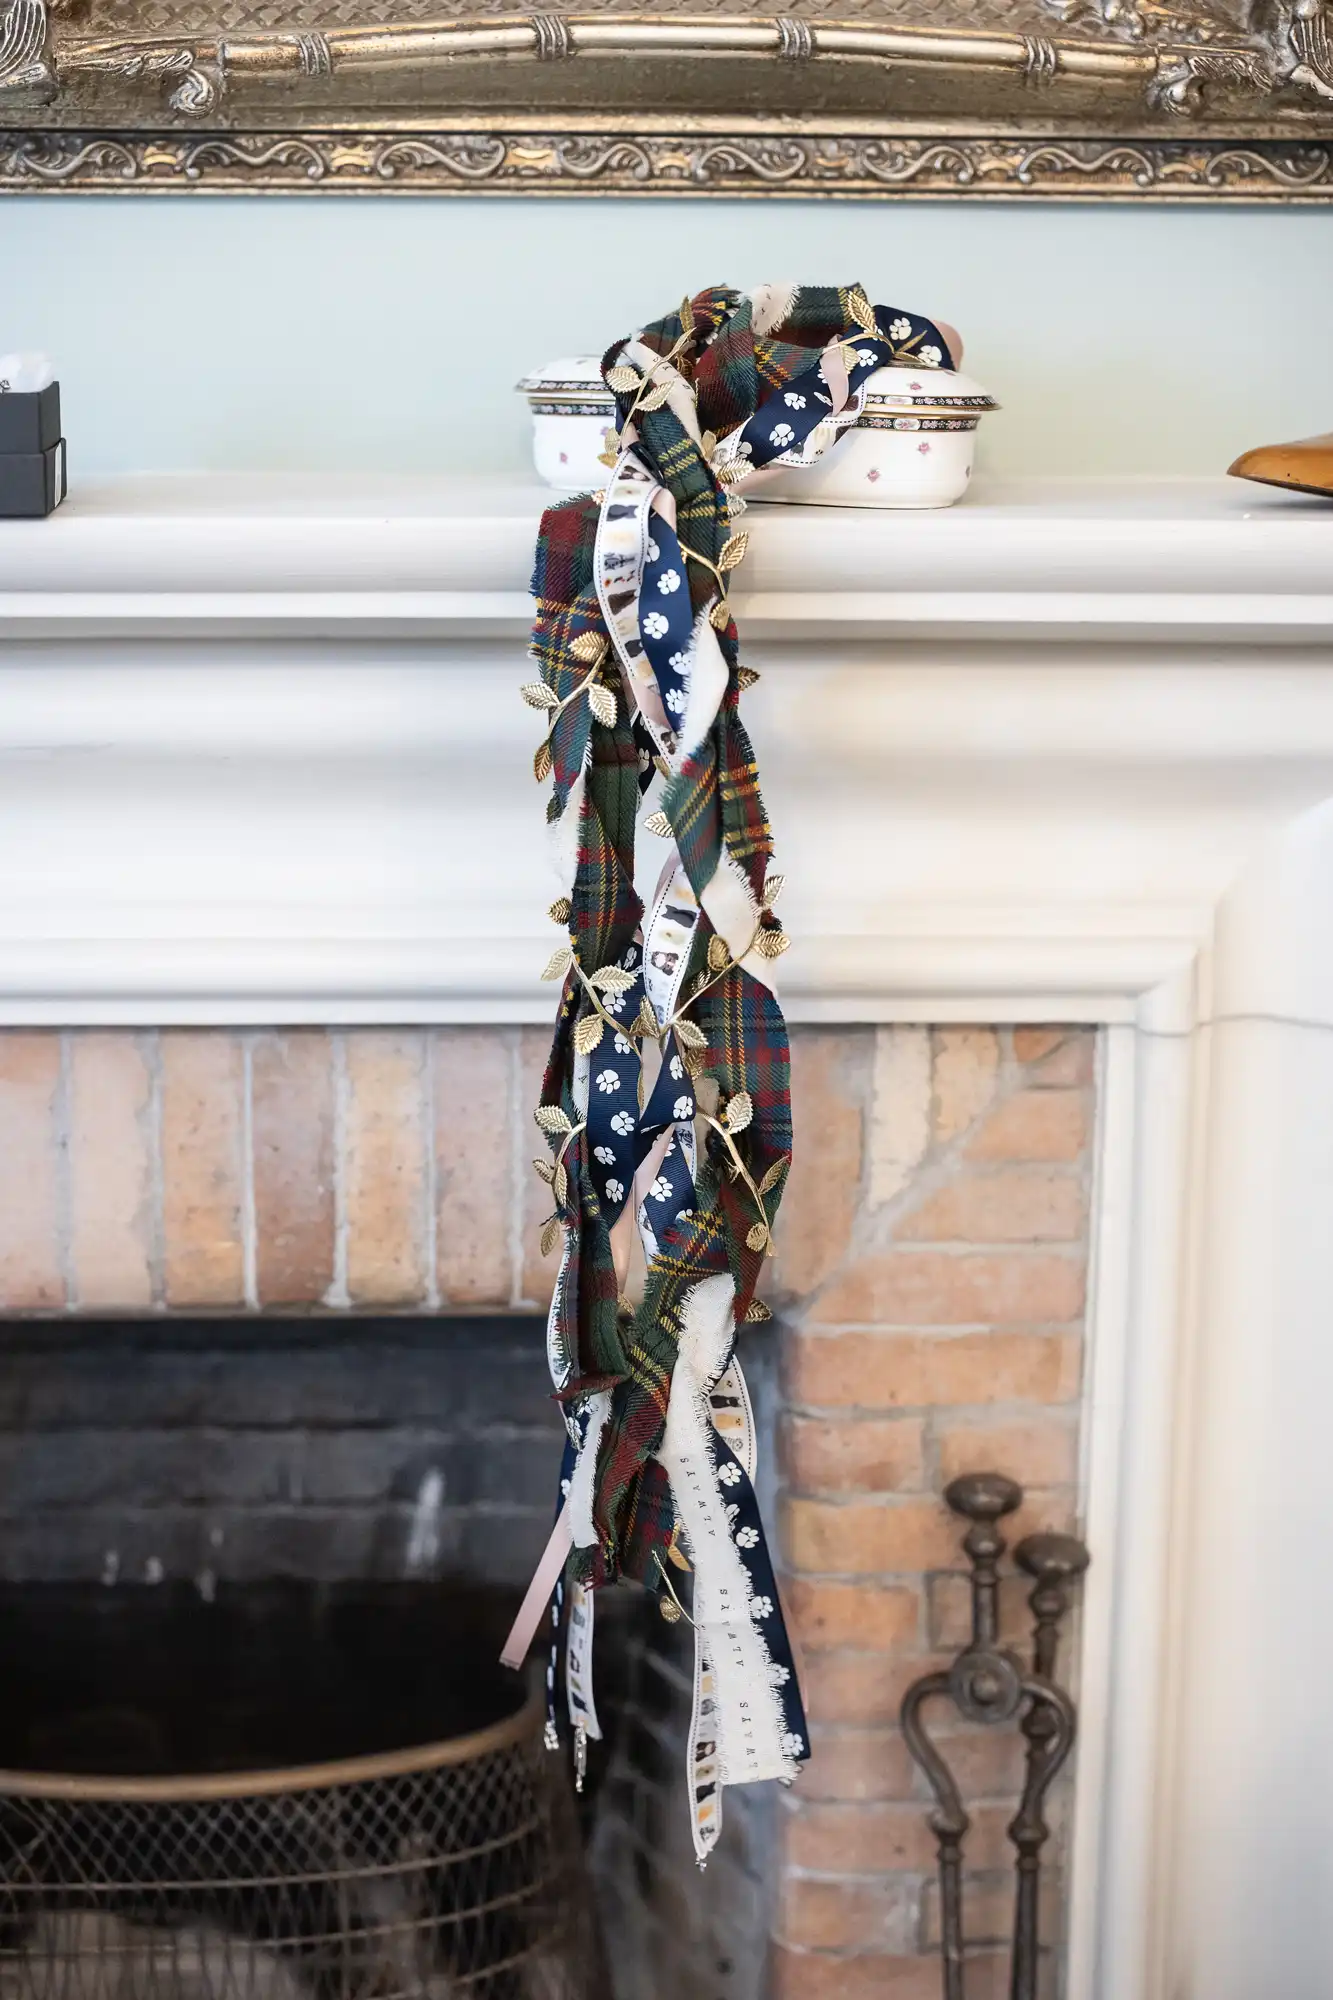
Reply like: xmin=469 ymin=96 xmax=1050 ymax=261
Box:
xmin=0 ymin=1584 xmax=603 ymax=2000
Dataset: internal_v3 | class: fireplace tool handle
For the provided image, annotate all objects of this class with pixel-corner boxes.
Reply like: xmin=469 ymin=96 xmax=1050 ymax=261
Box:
xmin=899 ymin=1474 xmax=1089 ymax=2000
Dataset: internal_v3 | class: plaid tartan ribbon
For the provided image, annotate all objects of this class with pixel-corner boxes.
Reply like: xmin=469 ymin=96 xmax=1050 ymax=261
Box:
xmin=520 ymin=282 xmax=952 ymax=1843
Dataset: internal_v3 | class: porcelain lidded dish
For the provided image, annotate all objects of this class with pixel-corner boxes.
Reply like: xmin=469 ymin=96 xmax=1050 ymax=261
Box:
xmin=517 ymin=356 xmax=617 ymax=492
xmin=748 ymin=365 xmax=999 ymax=510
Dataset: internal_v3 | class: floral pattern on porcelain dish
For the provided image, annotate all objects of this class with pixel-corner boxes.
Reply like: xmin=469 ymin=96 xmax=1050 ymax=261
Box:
xmin=517 ymin=356 xmax=617 ymax=492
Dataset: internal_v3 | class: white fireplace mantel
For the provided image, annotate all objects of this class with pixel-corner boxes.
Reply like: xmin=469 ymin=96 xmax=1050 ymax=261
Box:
xmin=4 ymin=472 xmax=1333 ymax=2000
xmin=0 ymin=471 xmax=1332 ymax=1030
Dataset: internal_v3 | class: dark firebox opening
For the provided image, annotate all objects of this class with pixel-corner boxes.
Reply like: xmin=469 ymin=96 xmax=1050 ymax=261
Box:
xmin=0 ymin=1320 xmax=605 ymax=2000
xmin=0 ymin=1579 xmax=523 ymax=1778
xmin=0 ymin=1317 xmax=774 ymax=2000
xmin=0 ymin=1317 xmax=563 ymax=1595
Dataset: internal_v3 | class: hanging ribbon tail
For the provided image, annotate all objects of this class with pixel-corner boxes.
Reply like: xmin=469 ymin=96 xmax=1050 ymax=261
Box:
xmin=501 ymin=1500 xmax=573 ymax=1673
xmin=565 ymin=1579 xmax=602 ymax=1745
xmin=658 ymin=1274 xmax=805 ymax=1794
xmin=685 ymin=1353 xmax=804 ymax=1867
xmin=507 ymin=1423 xmax=578 ymax=1705
xmin=687 ymin=1635 xmax=724 ymax=1867
xmin=709 ymin=1436 xmax=809 ymax=1768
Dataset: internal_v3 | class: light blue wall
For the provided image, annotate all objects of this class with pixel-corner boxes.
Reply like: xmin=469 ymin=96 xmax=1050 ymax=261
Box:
xmin=1 ymin=197 xmax=1330 ymax=477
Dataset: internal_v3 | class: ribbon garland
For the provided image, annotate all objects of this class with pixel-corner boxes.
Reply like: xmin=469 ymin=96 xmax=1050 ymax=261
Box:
xmin=513 ymin=282 xmax=952 ymax=1858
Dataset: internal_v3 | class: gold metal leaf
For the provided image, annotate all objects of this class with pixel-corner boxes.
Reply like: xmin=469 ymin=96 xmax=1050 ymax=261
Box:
xmin=679 ymin=296 xmax=695 ymax=337
xmin=706 ymin=936 xmax=730 ymax=974
xmin=588 ymin=683 xmax=617 ymax=728
xmin=716 ymin=463 xmax=747 ymax=486
xmin=709 ymin=600 xmax=731 ymax=631
xmin=758 ymin=1155 xmax=790 ymax=1195
xmin=718 ymin=532 xmax=749 ymax=574
xmin=700 ymin=430 xmax=717 ymax=463
xmin=606 ymin=365 xmax=641 ymax=393
xmin=761 ymin=872 xmax=785 ymax=909
xmin=535 ymin=1105 xmax=573 ymax=1136
xmin=643 ymin=810 xmax=673 ymax=839
xmin=666 ymin=1534 xmax=692 ymax=1573
xmin=725 ymin=1090 xmax=754 ymax=1134
xmin=674 ymin=1017 xmax=708 ymax=1050
xmin=756 ymin=928 xmax=791 ymax=960
xmin=569 ymin=631 xmax=609 ymax=666
xmin=532 ymin=1157 xmax=556 ymax=1184
xmin=574 ymin=1014 xmax=604 ymax=1056
xmin=541 ymin=946 xmax=574 ymax=982
xmin=589 ymin=965 xmax=635 ymax=995
xmin=548 ymin=897 xmax=572 ymax=925
xmin=682 ymin=1046 xmax=707 ymax=1078
xmin=552 ymin=1162 xmax=568 ymax=1207
xmin=847 ymin=286 xmax=878 ymax=336
xmin=540 ymin=1216 xmax=562 ymax=1259
xmin=636 ymin=995 xmax=661 ymax=1039
xmin=658 ymin=1597 xmax=683 ymax=1624
xmin=520 ymin=681 xmax=560 ymax=711
xmin=736 ymin=666 xmax=761 ymax=691
xmin=533 ymin=741 xmax=554 ymax=784
xmin=746 ymin=1221 xmax=770 ymax=1252
xmin=638 ymin=381 xmax=672 ymax=414
xmin=744 ymin=1298 xmax=773 ymax=1324
xmin=597 ymin=448 xmax=620 ymax=470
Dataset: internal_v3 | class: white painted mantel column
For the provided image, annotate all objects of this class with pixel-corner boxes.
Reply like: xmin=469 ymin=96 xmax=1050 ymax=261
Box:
xmin=1162 ymin=807 xmax=1333 ymax=2000
xmin=3 ymin=471 xmax=1333 ymax=1999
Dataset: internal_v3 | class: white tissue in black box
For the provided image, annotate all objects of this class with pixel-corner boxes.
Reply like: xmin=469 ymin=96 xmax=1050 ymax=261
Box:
xmin=0 ymin=439 xmax=68 ymax=518
xmin=0 ymin=382 xmax=61 ymax=457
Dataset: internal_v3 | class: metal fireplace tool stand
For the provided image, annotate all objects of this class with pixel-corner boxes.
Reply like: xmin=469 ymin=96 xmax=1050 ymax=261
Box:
xmin=901 ymin=1473 xmax=1089 ymax=2000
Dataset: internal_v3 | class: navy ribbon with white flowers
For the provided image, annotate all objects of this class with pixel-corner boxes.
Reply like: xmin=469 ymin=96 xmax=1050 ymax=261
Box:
xmin=639 ymin=521 xmax=694 ymax=728
xmin=584 ymin=942 xmax=648 ymax=1227
xmin=728 ymin=307 xmax=949 ymax=472
xmin=545 ymin=1425 xmax=579 ymax=1749
xmin=583 ymin=942 xmax=698 ymax=1237
xmin=711 ymin=1433 xmax=806 ymax=1762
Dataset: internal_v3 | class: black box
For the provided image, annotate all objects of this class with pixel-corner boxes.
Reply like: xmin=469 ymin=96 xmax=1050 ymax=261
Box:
xmin=0 ymin=440 xmax=68 ymax=518
xmin=0 ymin=383 xmax=61 ymax=456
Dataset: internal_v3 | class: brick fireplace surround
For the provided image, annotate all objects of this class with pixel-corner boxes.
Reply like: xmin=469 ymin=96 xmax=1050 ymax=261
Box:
xmin=0 ymin=1021 xmax=1094 ymax=1999
xmin=6 ymin=472 xmax=1333 ymax=2000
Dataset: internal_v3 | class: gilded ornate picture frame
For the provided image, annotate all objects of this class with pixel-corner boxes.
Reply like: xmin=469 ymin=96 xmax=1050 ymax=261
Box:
xmin=2 ymin=0 xmax=1332 ymax=194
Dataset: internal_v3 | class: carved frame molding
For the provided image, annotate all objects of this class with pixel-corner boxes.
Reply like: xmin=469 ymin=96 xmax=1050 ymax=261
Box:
xmin=3 ymin=0 xmax=1333 ymax=194
xmin=4 ymin=126 xmax=1333 ymax=194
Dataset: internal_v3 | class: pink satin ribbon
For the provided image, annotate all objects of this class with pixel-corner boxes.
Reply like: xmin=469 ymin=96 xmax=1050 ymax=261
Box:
xmin=500 ymin=1500 xmax=573 ymax=1670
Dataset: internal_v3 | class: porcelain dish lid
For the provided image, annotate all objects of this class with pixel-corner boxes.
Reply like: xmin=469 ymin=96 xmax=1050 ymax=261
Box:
xmin=517 ymin=355 xmax=997 ymax=417
xmin=860 ymin=363 xmax=998 ymax=415
xmin=517 ymin=356 xmax=615 ymax=401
